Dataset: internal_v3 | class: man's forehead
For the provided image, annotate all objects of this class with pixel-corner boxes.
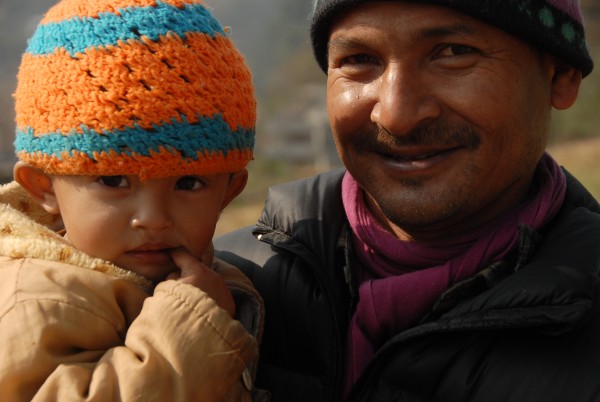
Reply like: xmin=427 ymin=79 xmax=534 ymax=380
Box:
xmin=327 ymin=3 xmax=483 ymax=44
xmin=311 ymin=0 xmax=593 ymax=76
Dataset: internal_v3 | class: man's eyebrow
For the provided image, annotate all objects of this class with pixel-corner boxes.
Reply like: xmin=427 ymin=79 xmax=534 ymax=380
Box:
xmin=413 ymin=24 xmax=476 ymax=41
xmin=327 ymin=36 xmax=367 ymax=52
xmin=328 ymin=23 xmax=478 ymax=52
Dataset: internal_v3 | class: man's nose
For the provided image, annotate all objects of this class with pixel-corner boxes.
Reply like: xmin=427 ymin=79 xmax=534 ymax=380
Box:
xmin=370 ymin=66 xmax=442 ymax=135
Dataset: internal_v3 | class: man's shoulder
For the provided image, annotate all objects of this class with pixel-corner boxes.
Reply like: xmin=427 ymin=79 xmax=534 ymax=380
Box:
xmin=215 ymin=169 xmax=347 ymax=270
xmin=562 ymin=169 xmax=600 ymax=214
xmin=237 ymin=168 xmax=346 ymax=235
xmin=263 ymin=168 xmax=346 ymax=208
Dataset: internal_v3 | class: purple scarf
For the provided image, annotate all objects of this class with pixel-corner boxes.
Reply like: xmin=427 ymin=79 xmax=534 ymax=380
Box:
xmin=342 ymin=153 xmax=566 ymax=392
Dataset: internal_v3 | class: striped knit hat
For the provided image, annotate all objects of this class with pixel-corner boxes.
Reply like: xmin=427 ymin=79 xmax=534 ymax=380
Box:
xmin=310 ymin=0 xmax=594 ymax=77
xmin=14 ymin=0 xmax=256 ymax=179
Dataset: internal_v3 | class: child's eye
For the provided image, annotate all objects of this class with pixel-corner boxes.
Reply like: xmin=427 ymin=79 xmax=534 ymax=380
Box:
xmin=176 ymin=176 xmax=204 ymax=191
xmin=99 ymin=176 xmax=128 ymax=188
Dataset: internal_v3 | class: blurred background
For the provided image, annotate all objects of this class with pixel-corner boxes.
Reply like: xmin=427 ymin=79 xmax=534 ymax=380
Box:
xmin=0 ymin=0 xmax=598 ymax=235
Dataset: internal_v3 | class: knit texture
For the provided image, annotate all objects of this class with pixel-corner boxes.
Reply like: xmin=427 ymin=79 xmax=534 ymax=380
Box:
xmin=310 ymin=0 xmax=594 ymax=77
xmin=14 ymin=0 xmax=256 ymax=179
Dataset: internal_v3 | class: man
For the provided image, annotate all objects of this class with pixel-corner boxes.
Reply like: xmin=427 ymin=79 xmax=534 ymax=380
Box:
xmin=215 ymin=1 xmax=600 ymax=401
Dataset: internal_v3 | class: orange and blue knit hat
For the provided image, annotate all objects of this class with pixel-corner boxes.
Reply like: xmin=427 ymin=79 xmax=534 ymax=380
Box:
xmin=14 ymin=0 xmax=256 ymax=179
xmin=310 ymin=0 xmax=594 ymax=77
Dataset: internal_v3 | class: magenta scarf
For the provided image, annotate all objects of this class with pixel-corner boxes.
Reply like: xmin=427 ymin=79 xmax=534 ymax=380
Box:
xmin=342 ymin=153 xmax=566 ymax=392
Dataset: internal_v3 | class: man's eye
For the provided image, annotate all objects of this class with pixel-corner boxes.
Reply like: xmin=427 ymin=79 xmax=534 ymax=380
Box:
xmin=439 ymin=44 xmax=478 ymax=57
xmin=99 ymin=176 xmax=128 ymax=188
xmin=340 ymin=53 xmax=378 ymax=66
xmin=176 ymin=176 xmax=204 ymax=191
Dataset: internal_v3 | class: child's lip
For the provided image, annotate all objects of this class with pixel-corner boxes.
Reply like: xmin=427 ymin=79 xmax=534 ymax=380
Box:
xmin=130 ymin=243 xmax=176 ymax=252
xmin=125 ymin=247 xmax=175 ymax=265
xmin=125 ymin=244 xmax=179 ymax=264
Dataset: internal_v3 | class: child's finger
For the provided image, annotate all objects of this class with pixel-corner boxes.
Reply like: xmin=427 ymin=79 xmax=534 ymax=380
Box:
xmin=170 ymin=248 xmax=210 ymax=276
xmin=169 ymin=248 xmax=236 ymax=317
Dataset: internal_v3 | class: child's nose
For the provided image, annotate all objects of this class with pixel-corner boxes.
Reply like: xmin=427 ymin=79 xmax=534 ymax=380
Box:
xmin=130 ymin=198 xmax=173 ymax=231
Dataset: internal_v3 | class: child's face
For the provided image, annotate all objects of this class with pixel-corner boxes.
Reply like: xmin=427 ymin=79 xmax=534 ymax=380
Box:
xmin=48 ymin=172 xmax=246 ymax=283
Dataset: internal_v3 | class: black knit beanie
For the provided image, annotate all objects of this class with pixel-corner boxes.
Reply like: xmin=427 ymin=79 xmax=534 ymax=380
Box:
xmin=310 ymin=0 xmax=594 ymax=77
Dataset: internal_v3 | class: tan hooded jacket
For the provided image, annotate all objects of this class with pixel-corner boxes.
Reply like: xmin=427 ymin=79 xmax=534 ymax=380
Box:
xmin=0 ymin=181 xmax=265 ymax=402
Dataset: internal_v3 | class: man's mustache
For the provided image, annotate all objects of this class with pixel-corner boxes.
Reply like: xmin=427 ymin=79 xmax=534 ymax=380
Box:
xmin=361 ymin=121 xmax=482 ymax=150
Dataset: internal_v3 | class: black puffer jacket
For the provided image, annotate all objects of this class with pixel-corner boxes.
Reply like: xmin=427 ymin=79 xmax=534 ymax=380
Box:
xmin=215 ymin=169 xmax=600 ymax=402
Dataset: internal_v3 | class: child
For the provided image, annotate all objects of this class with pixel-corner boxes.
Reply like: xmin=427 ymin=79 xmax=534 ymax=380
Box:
xmin=0 ymin=0 xmax=266 ymax=401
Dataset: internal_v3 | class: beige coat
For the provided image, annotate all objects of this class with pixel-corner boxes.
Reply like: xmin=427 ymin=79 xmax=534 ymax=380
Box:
xmin=0 ymin=181 xmax=265 ymax=402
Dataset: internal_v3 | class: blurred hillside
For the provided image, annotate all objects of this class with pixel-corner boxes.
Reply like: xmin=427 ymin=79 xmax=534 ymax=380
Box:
xmin=1 ymin=0 xmax=599 ymax=183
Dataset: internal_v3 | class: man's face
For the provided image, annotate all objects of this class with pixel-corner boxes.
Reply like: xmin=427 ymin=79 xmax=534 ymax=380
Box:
xmin=326 ymin=1 xmax=558 ymax=240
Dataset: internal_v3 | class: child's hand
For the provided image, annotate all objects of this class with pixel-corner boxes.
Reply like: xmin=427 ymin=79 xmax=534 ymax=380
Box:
xmin=167 ymin=248 xmax=236 ymax=318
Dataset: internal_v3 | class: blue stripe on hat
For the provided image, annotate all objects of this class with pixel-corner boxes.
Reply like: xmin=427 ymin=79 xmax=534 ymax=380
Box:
xmin=15 ymin=114 xmax=255 ymax=160
xmin=26 ymin=1 xmax=225 ymax=56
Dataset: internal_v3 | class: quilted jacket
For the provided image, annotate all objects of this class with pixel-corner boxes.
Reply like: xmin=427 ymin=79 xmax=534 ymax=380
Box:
xmin=216 ymin=169 xmax=600 ymax=402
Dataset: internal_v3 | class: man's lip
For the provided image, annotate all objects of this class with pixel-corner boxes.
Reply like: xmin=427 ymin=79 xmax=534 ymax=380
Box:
xmin=379 ymin=145 xmax=462 ymax=161
xmin=376 ymin=145 xmax=463 ymax=172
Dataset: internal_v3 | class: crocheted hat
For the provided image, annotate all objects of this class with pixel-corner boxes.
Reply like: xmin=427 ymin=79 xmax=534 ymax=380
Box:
xmin=14 ymin=0 xmax=256 ymax=179
xmin=310 ymin=0 xmax=594 ymax=77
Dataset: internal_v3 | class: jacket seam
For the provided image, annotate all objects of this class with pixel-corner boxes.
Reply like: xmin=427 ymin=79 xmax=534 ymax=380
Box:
xmin=157 ymin=284 xmax=250 ymax=365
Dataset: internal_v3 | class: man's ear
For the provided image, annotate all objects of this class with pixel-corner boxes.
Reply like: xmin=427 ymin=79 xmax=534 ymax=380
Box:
xmin=13 ymin=162 xmax=60 ymax=214
xmin=550 ymin=61 xmax=583 ymax=110
xmin=220 ymin=169 xmax=248 ymax=211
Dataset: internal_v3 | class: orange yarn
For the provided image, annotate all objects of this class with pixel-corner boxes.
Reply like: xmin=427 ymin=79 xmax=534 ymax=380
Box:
xmin=14 ymin=0 xmax=256 ymax=179
xmin=40 ymin=0 xmax=203 ymax=24
xmin=17 ymin=148 xmax=253 ymax=180
xmin=16 ymin=34 xmax=255 ymax=136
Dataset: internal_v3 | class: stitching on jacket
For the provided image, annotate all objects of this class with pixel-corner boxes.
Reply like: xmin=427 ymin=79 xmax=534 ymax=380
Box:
xmin=5 ymin=296 xmax=125 ymax=333
xmin=157 ymin=283 xmax=250 ymax=367
xmin=1 ymin=261 xmax=125 ymax=331
xmin=0 ymin=258 xmax=26 ymax=320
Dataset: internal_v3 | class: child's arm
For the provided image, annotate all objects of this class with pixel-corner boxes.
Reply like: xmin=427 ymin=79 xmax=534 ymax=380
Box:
xmin=0 ymin=257 xmax=260 ymax=402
